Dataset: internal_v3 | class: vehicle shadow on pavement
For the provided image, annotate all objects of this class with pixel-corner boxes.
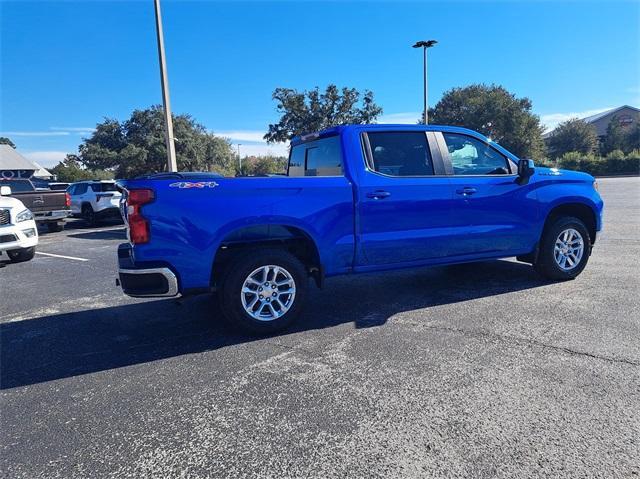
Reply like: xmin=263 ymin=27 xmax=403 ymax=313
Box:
xmin=1 ymin=260 xmax=550 ymax=389
xmin=67 ymin=228 xmax=127 ymax=241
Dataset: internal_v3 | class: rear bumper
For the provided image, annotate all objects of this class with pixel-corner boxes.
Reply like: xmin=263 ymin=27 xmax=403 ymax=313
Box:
xmin=34 ymin=210 xmax=69 ymax=222
xmin=117 ymin=243 xmax=180 ymax=298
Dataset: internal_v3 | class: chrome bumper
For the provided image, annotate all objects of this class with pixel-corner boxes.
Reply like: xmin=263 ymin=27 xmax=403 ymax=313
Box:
xmin=117 ymin=267 xmax=180 ymax=298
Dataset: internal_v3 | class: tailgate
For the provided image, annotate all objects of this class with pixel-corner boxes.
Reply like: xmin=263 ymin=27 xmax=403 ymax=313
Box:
xmin=14 ymin=191 xmax=69 ymax=213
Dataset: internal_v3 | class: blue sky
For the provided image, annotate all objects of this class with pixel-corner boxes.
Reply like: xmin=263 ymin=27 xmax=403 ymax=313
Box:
xmin=1 ymin=0 xmax=639 ymax=166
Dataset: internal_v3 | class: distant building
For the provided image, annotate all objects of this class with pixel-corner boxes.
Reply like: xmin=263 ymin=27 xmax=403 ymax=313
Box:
xmin=31 ymin=161 xmax=54 ymax=180
xmin=544 ymin=105 xmax=639 ymax=144
xmin=0 ymin=144 xmax=37 ymax=179
xmin=581 ymin=105 xmax=639 ymax=139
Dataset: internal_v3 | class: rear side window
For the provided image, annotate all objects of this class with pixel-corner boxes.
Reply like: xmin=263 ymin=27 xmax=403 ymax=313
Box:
xmin=288 ymin=136 xmax=343 ymax=177
xmin=74 ymin=183 xmax=88 ymax=194
xmin=91 ymin=183 xmax=117 ymax=192
xmin=366 ymin=132 xmax=434 ymax=176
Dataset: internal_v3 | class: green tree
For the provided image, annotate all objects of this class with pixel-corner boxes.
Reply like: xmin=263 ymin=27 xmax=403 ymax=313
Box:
xmin=602 ymin=116 xmax=639 ymax=154
xmin=50 ymin=154 xmax=114 ymax=182
xmin=265 ymin=85 xmax=382 ymax=143
xmin=547 ymin=118 xmax=598 ymax=158
xmin=429 ymin=84 xmax=546 ymax=159
xmin=238 ymin=155 xmax=288 ymax=176
xmin=0 ymin=137 xmax=16 ymax=148
xmin=79 ymin=106 xmax=236 ymax=178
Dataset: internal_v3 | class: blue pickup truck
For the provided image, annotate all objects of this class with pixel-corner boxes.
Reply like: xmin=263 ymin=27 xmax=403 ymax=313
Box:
xmin=117 ymin=124 xmax=603 ymax=334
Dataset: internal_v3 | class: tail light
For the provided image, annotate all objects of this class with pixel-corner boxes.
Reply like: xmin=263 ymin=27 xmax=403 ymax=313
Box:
xmin=127 ymin=189 xmax=155 ymax=244
xmin=65 ymin=192 xmax=71 ymax=207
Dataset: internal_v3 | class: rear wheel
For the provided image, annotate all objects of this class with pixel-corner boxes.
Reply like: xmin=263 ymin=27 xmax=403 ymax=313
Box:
xmin=47 ymin=222 xmax=64 ymax=233
xmin=7 ymin=247 xmax=36 ymax=263
xmin=533 ymin=216 xmax=591 ymax=280
xmin=220 ymin=249 xmax=308 ymax=335
xmin=82 ymin=204 xmax=97 ymax=227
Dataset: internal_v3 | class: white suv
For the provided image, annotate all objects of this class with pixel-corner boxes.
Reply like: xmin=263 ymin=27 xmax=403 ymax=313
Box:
xmin=0 ymin=186 xmax=38 ymax=263
xmin=68 ymin=181 xmax=123 ymax=226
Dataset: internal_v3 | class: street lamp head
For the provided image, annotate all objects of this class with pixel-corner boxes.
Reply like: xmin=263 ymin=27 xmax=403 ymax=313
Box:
xmin=412 ymin=40 xmax=438 ymax=49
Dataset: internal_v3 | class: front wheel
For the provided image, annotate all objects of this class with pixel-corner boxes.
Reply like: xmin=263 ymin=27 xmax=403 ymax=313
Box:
xmin=534 ymin=216 xmax=591 ymax=280
xmin=220 ymin=249 xmax=308 ymax=335
xmin=7 ymin=247 xmax=36 ymax=263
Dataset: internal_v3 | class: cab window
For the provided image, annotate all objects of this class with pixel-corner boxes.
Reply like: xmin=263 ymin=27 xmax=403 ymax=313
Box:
xmin=288 ymin=136 xmax=343 ymax=177
xmin=442 ymin=133 xmax=511 ymax=175
xmin=366 ymin=131 xmax=434 ymax=176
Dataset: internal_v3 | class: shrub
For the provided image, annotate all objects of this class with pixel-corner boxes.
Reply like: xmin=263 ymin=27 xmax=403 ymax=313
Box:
xmin=546 ymin=150 xmax=640 ymax=176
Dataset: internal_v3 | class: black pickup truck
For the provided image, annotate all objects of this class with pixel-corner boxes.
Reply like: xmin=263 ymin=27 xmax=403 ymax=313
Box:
xmin=0 ymin=179 xmax=70 ymax=232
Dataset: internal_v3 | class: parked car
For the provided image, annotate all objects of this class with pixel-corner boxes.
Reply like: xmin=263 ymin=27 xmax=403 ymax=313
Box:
xmin=116 ymin=124 xmax=604 ymax=334
xmin=68 ymin=180 xmax=123 ymax=226
xmin=0 ymin=185 xmax=38 ymax=262
xmin=0 ymin=178 xmax=70 ymax=232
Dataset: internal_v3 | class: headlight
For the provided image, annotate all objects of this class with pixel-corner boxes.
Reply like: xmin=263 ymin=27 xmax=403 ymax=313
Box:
xmin=16 ymin=209 xmax=33 ymax=222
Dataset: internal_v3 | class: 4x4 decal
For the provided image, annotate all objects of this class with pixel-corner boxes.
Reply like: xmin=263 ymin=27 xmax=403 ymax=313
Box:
xmin=169 ymin=181 xmax=219 ymax=189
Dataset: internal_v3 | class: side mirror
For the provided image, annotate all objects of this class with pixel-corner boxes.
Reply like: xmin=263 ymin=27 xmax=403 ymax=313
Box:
xmin=0 ymin=186 xmax=11 ymax=196
xmin=517 ymin=159 xmax=535 ymax=184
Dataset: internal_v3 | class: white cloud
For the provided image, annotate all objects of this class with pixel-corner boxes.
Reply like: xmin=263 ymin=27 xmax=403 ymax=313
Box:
xmin=0 ymin=131 xmax=70 ymax=137
xmin=237 ymin=143 xmax=289 ymax=158
xmin=377 ymin=112 xmax=421 ymax=124
xmin=540 ymin=107 xmax=613 ymax=132
xmin=210 ymin=129 xmax=288 ymax=157
xmin=50 ymin=127 xmax=96 ymax=134
xmin=214 ymin=130 xmax=267 ymax=143
xmin=22 ymin=151 xmax=68 ymax=168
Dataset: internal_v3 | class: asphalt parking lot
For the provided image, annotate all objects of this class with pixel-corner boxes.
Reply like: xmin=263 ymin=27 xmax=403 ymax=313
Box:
xmin=1 ymin=177 xmax=639 ymax=478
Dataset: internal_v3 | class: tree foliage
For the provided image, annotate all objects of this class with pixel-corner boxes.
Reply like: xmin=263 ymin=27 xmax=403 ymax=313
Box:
xmin=602 ymin=116 xmax=640 ymax=154
xmin=238 ymin=155 xmax=288 ymax=176
xmin=79 ymin=106 xmax=236 ymax=178
xmin=0 ymin=137 xmax=16 ymax=148
xmin=50 ymin=154 xmax=114 ymax=182
xmin=429 ymin=84 xmax=546 ymax=159
xmin=547 ymin=118 xmax=598 ymax=158
xmin=264 ymin=85 xmax=382 ymax=143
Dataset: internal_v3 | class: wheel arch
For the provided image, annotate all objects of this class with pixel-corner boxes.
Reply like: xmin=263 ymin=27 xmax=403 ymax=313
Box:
xmin=543 ymin=202 xmax=597 ymax=245
xmin=211 ymin=223 xmax=323 ymax=289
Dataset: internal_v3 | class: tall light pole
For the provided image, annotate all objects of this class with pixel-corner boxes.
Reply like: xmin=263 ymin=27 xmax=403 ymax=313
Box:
xmin=412 ymin=40 xmax=437 ymax=124
xmin=153 ymin=0 xmax=178 ymax=172
xmin=237 ymin=144 xmax=242 ymax=172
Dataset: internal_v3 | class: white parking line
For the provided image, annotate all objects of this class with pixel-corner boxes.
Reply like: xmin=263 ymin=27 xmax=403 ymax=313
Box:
xmin=35 ymin=252 xmax=89 ymax=262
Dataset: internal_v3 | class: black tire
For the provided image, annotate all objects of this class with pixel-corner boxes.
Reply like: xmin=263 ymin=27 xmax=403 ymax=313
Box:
xmin=533 ymin=216 xmax=591 ymax=280
xmin=82 ymin=204 xmax=97 ymax=227
xmin=7 ymin=247 xmax=36 ymax=263
xmin=47 ymin=222 xmax=64 ymax=233
xmin=219 ymin=249 xmax=308 ymax=335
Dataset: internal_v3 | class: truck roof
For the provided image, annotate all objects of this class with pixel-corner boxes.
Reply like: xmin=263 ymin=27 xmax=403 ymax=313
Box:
xmin=290 ymin=124 xmax=492 ymax=146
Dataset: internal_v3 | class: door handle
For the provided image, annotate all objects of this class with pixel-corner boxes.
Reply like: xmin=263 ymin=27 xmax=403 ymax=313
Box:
xmin=455 ymin=187 xmax=477 ymax=196
xmin=367 ymin=190 xmax=391 ymax=199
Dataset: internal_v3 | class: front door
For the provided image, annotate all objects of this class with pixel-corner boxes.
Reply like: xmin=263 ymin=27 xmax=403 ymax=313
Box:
xmin=437 ymin=131 xmax=538 ymax=255
xmin=356 ymin=130 xmax=456 ymax=266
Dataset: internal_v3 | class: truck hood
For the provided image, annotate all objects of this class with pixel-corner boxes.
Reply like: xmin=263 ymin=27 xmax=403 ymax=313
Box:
xmin=0 ymin=196 xmax=28 ymax=210
xmin=534 ymin=166 xmax=594 ymax=183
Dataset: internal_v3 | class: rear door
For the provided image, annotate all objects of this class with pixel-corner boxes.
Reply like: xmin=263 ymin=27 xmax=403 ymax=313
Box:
xmin=70 ymin=183 xmax=88 ymax=213
xmin=437 ymin=131 xmax=538 ymax=255
xmin=356 ymin=130 xmax=456 ymax=266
